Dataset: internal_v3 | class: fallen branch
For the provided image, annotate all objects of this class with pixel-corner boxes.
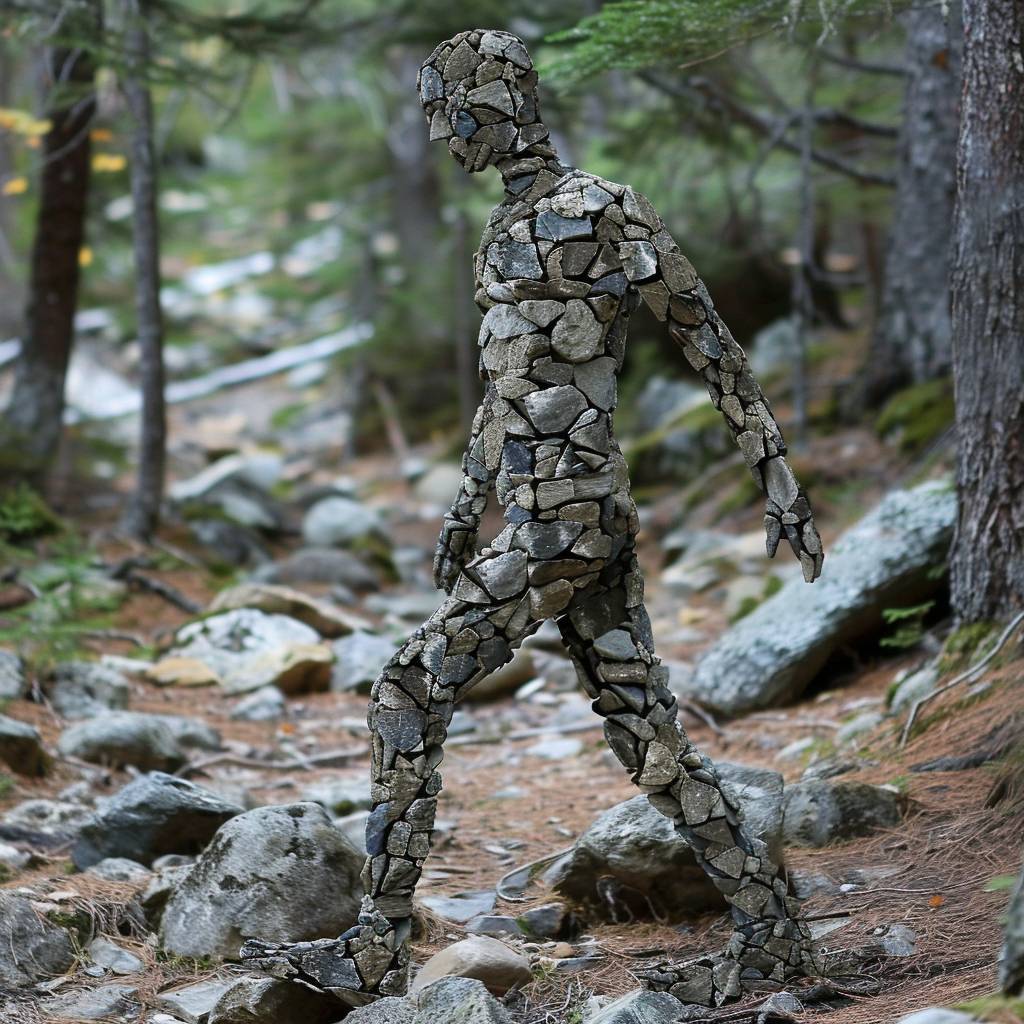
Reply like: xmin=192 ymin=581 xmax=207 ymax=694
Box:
xmin=496 ymin=847 xmax=574 ymax=903
xmin=900 ymin=609 xmax=1024 ymax=747
xmin=175 ymin=745 xmax=365 ymax=777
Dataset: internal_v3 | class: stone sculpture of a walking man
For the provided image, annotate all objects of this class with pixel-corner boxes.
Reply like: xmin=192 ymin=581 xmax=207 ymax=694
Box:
xmin=242 ymin=28 xmax=826 ymax=1009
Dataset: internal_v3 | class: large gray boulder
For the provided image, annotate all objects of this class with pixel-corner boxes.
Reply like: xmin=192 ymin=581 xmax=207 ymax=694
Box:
xmin=550 ymin=763 xmax=784 ymax=922
xmin=207 ymin=976 xmax=340 ymax=1024
xmin=0 ymin=891 xmax=76 ymax=986
xmin=1001 ymin=862 xmax=1024 ymax=994
xmin=46 ymin=660 xmax=130 ymax=718
xmin=170 ymin=609 xmax=333 ymax=695
xmin=302 ymin=496 xmax=384 ymax=548
xmin=73 ymin=772 xmax=243 ymax=869
xmin=57 ymin=711 xmax=187 ymax=771
xmin=688 ymin=480 xmax=956 ymax=714
xmin=160 ymin=802 xmax=363 ymax=959
xmin=782 ymin=780 xmax=903 ymax=847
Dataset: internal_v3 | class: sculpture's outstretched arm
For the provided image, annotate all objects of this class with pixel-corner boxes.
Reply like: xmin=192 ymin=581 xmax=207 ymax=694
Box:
xmin=433 ymin=383 xmax=497 ymax=593
xmin=614 ymin=193 xmax=824 ymax=582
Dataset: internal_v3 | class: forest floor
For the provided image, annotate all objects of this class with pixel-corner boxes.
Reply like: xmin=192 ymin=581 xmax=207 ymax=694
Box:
xmin=2 ymin=360 xmax=1023 ymax=1024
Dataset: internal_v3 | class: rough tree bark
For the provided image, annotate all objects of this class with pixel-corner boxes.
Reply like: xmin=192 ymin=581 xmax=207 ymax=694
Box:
xmin=863 ymin=3 xmax=962 ymax=405
xmin=949 ymin=0 xmax=1024 ymax=622
xmin=120 ymin=0 xmax=166 ymax=540
xmin=0 ymin=12 xmax=99 ymax=474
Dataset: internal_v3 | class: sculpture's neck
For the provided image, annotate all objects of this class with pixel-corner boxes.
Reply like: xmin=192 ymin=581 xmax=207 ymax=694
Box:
xmin=496 ymin=137 xmax=570 ymax=199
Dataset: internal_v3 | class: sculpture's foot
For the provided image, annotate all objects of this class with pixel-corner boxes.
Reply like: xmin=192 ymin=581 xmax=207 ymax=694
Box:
xmin=636 ymin=919 xmax=819 ymax=1007
xmin=240 ymin=898 xmax=411 ymax=1008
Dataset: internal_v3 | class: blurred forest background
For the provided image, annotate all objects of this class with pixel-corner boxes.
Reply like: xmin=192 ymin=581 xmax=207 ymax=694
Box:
xmin=0 ymin=2 xmax=1023 ymax=1023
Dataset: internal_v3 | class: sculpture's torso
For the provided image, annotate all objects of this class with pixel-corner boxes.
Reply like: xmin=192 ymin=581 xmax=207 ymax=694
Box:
xmin=470 ymin=167 xmax=659 ymax=548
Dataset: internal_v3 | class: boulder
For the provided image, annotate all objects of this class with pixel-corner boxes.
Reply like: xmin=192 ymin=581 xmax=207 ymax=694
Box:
xmin=46 ymin=660 xmax=130 ymax=718
xmin=208 ymin=582 xmax=368 ymax=638
xmin=57 ymin=711 xmax=187 ymax=771
xmin=73 ymin=772 xmax=243 ymax=869
xmin=688 ymin=480 xmax=957 ymax=714
xmin=302 ymin=496 xmax=384 ymax=548
xmin=230 ymin=686 xmax=286 ymax=722
xmin=0 ymin=891 xmax=76 ymax=986
xmin=1001 ymin=862 xmax=1024 ymax=994
xmin=331 ymin=631 xmax=396 ymax=692
xmin=2 ymin=797 xmax=94 ymax=845
xmin=782 ymin=780 xmax=903 ymax=847
xmin=207 ymin=976 xmax=340 ymax=1024
xmin=550 ymin=763 xmax=784 ymax=921
xmin=410 ymin=938 xmax=530 ymax=998
xmin=0 ymin=650 xmax=28 ymax=700
xmin=39 ymin=983 xmax=140 ymax=1020
xmin=413 ymin=976 xmax=514 ymax=1022
xmin=160 ymin=802 xmax=363 ymax=959
xmin=0 ymin=714 xmax=48 ymax=775
xmin=587 ymin=989 xmax=687 ymax=1024
xmin=254 ymin=547 xmax=380 ymax=590
xmin=170 ymin=609 xmax=334 ymax=695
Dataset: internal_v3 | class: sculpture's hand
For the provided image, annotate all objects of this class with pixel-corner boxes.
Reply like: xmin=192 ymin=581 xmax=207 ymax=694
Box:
xmin=764 ymin=487 xmax=824 ymax=583
xmin=432 ymin=511 xmax=478 ymax=594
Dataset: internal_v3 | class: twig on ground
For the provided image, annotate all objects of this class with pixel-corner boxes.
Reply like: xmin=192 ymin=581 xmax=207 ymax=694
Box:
xmin=900 ymin=610 xmax=1024 ymax=746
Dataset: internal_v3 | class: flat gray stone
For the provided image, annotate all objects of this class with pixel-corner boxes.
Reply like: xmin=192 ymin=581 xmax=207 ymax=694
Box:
xmin=587 ymin=988 xmax=686 ymax=1023
xmin=688 ymin=481 xmax=957 ymax=713
xmin=207 ymin=975 xmax=339 ymax=1024
xmin=522 ymin=385 xmax=588 ymax=433
xmin=158 ymin=978 xmax=235 ymax=1023
xmin=301 ymin=496 xmax=383 ymax=548
xmin=89 ymin=936 xmax=144 ymax=975
xmin=782 ymin=780 xmax=903 ymax=847
xmin=47 ymin=660 xmax=130 ymax=718
xmin=420 ymin=890 xmax=496 ymax=924
xmin=40 ymin=983 xmax=139 ymax=1020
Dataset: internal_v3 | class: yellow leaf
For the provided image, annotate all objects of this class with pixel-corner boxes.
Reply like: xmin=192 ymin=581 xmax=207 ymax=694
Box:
xmin=24 ymin=118 xmax=51 ymax=137
xmin=90 ymin=128 xmax=113 ymax=142
xmin=928 ymin=894 xmax=944 ymax=909
xmin=79 ymin=247 xmax=93 ymax=267
xmin=92 ymin=153 xmax=126 ymax=172
xmin=1 ymin=177 xmax=27 ymax=195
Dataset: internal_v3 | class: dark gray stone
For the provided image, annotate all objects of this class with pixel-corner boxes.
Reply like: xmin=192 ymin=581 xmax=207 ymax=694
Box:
xmin=0 ymin=891 xmax=76 ymax=986
xmin=73 ymin=772 xmax=243 ymax=869
xmin=57 ymin=711 xmax=187 ymax=771
xmin=160 ymin=803 xmax=363 ymax=959
xmin=207 ymin=976 xmax=340 ymax=1024
xmin=40 ymin=983 xmax=140 ymax=1020
xmin=587 ymin=988 xmax=687 ymax=1024
xmin=522 ymin=385 xmax=588 ymax=433
xmin=782 ymin=780 xmax=903 ymax=847
xmin=0 ymin=714 xmax=47 ymax=776
xmin=0 ymin=650 xmax=28 ymax=700
xmin=254 ymin=547 xmax=379 ymax=590
xmin=47 ymin=660 xmax=130 ymax=718
xmin=1001 ymin=862 xmax=1024 ymax=995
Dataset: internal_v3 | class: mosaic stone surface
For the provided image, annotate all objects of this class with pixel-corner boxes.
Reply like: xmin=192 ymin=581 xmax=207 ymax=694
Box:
xmin=242 ymin=28 xmax=824 ymax=1009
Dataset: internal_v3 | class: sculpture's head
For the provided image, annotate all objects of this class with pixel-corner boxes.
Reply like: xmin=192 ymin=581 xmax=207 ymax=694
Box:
xmin=418 ymin=29 xmax=549 ymax=173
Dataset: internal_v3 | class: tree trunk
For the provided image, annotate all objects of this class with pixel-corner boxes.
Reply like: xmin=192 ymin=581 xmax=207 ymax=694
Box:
xmin=949 ymin=0 xmax=1024 ymax=623
xmin=120 ymin=0 xmax=167 ymax=540
xmin=863 ymin=3 xmax=962 ymax=405
xmin=1 ymin=24 xmax=98 ymax=474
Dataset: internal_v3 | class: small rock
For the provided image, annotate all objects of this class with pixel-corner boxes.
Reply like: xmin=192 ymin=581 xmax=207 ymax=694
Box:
xmin=894 ymin=1012 xmax=977 ymax=1024
xmin=775 ymin=737 xmax=817 ymax=762
xmin=0 ymin=891 xmax=76 ymax=986
xmin=871 ymin=923 xmax=917 ymax=956
xmin=57 ymin=711 xmax=187 ymax=771
xmin=0 ymin=840 xmax=31 ymax=871
xmin=160 ymin=803 xmax=363 ymax=959
xmin=587 ymin=988 xmax=686 ymax=1024
xmin=331 ymin=631 xmax=396 ymax=692
xmin=466 ymin=915 xmax=522 ymax=937
xmin=835 ymin=711 xmax=884 ymax=747
xmin=420 ymin=890 xmax=496 ymax=925
xmin=73 ymin=772 xmax=243 ymax=869
xmin=207 ymin=975 xmax=339 ymax=1024
xmin=301 ymin=775 xmax=372 ymax=815
xmin=517 ymin=902 xmax=576 ymax=939
xmin=413 ymin=463 xmax=464 ymax=506
xmin=254 ymin=547 xmax=379 ymax=590
xmin=890 ymin=664 xmax=940 ymax=714
xmin=302 ymin=495 xmax=384 ymax=548
xmin=209 ymin=582 xmax=367 ymax=638
xmin=410 ymin=935 xmax=532 ymax=997
xmin=334 ymin=809 xmax=370 ymax=852
xmin=157 ymin=714 xmax=222 ymax=752
xmin=464 ymin=648 xmax=536 ymax=702
xmin=47 ymin=660 xmax=130 ymax=718
xmin=40 ymin=983 xmax=140 ymax=1020
xmin=89 ymin=935 xmax=145 ymax=974
xmin=230 ymin=686 xmax=286 ymax=722
xmin=345 ymin=996 xmax=416 ymax=1022
xmin=524 ymin=735 xmax=582 ymax=760
xmin=782 ymin=780 xmax=903 ymax=847
xmin=147 ymin=657 xmax=221 ymax=688
xmin=1000 ymin=862 xmax=1024 ymax=994
xmin=171 ymin=609 xmax=333 ymax=696
xmin=415 ymin=976 xmax=513 ymax=1022
xmin=0 ymin=714 xmax=48 ymax=776
xmin=85 ymin=857 xmax=152 ymax=883
xmin=158 ymin=978 xmax=236 ymax=1024
xmin=2 ymin=797 xmax=93 ymax=843
xmin=0 ymin=650 xmax=28 ymax=700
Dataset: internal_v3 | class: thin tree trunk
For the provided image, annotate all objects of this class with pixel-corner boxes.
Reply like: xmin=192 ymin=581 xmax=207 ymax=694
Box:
xmin=949 ymin=0 xmax=1024 ymax=623
xmin=1 ymin=22 xmax=99 ymax=474
xmin=121 ymin=0 xmax=166 ymax=539
xmin=863 ymin=4 xmax=962 ymax=405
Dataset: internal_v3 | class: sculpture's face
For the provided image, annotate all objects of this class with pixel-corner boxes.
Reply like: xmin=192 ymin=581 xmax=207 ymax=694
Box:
xmin=418 ymin=29 xmax=548 ymax=173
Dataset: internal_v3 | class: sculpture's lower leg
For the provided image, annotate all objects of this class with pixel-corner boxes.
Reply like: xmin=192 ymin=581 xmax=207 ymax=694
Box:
xmin=242 ymin=588 xmax=539 ymax=1004
xmin=556 ymin=546 xmax=818 ymax=1007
